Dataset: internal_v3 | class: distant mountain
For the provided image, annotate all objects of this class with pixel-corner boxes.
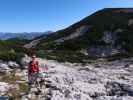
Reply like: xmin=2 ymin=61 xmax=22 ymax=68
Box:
xmin=0 ymin=31 xmax=52 ymax=40
xmin=24 ymin=8 xmax=133 ymax=62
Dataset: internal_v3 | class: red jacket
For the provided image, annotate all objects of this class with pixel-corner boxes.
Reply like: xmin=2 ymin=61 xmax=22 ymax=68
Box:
xmin=28 ymin=60 xmax=39 ymax=74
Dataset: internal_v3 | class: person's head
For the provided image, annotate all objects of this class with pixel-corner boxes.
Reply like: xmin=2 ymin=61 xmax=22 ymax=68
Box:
xmin=31 ymin=54 xmax=36 ymax=61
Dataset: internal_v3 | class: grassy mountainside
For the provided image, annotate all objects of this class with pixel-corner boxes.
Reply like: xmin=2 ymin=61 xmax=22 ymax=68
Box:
xmin=25 ymin=8 xmax=133 ymax=62
xmin=36 ymin=8 xmax=133 ymax=49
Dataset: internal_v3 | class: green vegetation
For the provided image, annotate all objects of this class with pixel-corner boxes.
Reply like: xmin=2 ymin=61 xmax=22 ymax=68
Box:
xmin=117 ymin=30 xmax=133 ymax=52
xmin=0 ymin=38 xmax=31 ymax=62
xmin=35 ymin=9 xmax=120 ymax=50
xmin=34 ymin=8 xmax=133 ymax=62
xmin=0 ymin=51 xmax=23 ymax=62
xmin=36 ymin=50 xmax=88 ymax=63
xmin=106 ymin=53 xmax=133 ymax=61
xmin=0 ymin=38 xmax=28 ymax=50
xmin=19 ymin=82 xmax=29 ymax=93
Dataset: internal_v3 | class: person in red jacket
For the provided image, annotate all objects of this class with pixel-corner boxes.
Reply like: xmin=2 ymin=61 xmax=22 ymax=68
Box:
xmin=28 ymin=54 xmax=39 ymax=85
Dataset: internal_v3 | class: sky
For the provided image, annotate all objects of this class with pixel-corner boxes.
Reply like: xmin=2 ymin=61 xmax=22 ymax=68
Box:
xmin=0 ymin=0 xmax=133 ymax=33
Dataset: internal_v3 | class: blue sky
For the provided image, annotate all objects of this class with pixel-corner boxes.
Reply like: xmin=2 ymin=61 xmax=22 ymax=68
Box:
xmin=0 ymin=0 xmax=133 ymax=32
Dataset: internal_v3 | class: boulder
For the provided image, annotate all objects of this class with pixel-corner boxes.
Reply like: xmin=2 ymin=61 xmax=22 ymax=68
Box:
xmin=8 ymin=61 xmax=19 ymax=68
xmin=21 ymin=55 xmax=31 ymax=68
xmin=0 ymin=63 xmax=11 ymax=73
xmin=0 ymin=82 xmax=11 ymax=95
xmin=105 ymin=81 xmax=133 ymax=96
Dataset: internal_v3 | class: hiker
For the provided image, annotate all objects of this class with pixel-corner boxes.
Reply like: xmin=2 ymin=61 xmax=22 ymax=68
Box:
xmin=28 ymin=54 xmax=39 ymax=86
xmin=28 ymin=54 xmax=48 ymax=90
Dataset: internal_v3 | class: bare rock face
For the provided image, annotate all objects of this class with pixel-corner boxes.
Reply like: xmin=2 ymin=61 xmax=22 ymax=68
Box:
xmin=87 ymin=29 xmax=125 ymax=57
xmin=24 ymin=38 xmax=42 ymax=49
xmin=88 ymin=46 xmax=122 ymax=57
xmin=102 ymin=31 xmax=115 ymax=44
xmin=114 ymin=28 xmax=123 ymax=33
xmin=55 ymin=25 xmax=90 ymax=43
xmin=128 ymin=19 xmax=133 ymax=26
xmin=80 ymin=49 xmax=88 ymax=56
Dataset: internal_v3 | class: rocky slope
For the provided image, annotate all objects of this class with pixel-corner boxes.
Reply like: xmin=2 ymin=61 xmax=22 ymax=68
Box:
xmin=27 ymin=58 xmax=133 ymax=100
xmin=0 ymin=56 xmax=133 ymax=100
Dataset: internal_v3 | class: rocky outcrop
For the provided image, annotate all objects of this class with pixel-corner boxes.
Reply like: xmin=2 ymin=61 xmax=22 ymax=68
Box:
xmin=20 ymin=54 xmax=31 ymax=68
xmin=24 ymin=38 xmax=42 ymax=49
xmin=87 ymin=29 xmax=125 ymax=57
xmin=128 ymin=19 xmax=133 ymax=26
xmin=0 ymin=82 xmax=12 ymax=95
xmin=55 ymin=25 xmax=90 ymax=43
xmin=105 ymin=81 xmax=133 ymax=96
xmin=102 ymin=31 xmax=117 ymax=45
xmin=88 ymin=46 xmax=122 ymax=57
xmin=8 ymin=61 xmax=19 ymax=68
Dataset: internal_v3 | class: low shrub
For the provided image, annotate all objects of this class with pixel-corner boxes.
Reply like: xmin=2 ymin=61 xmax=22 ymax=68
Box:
xmin=0 ymin=50 xmax=25 ymax=64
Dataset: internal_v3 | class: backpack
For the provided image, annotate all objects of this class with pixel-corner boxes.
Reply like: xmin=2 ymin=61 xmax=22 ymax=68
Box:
xmin=29 ymin=60 xmax=39 ymax=73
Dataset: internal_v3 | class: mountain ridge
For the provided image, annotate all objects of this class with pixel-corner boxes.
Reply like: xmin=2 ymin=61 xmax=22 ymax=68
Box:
xmin=24 ymin=8 xmax=133 ymax=62
xmin=0 ymin=31 xmax=52 ymax=40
